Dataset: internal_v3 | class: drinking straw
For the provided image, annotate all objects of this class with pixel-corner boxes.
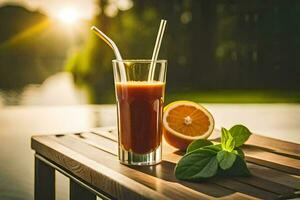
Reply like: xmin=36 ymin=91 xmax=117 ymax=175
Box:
xmin=148 ymin=19 xmax=167 ymax=81
xmin=91 ymin=26 xmax=127 ymax=82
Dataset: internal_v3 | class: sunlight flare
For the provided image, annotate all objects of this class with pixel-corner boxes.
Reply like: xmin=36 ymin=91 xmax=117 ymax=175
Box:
xmin=56 ymin=7 xmax=80 ymax=25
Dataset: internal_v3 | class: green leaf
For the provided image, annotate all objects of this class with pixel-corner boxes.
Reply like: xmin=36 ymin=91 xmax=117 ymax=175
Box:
xmin=203 ymin=144 xmax=222 ymax=152
xmin=225 ymin=136 xmax=235 ymax=152
xmin=175 ymin=149 xmax=218 ymax=181
xmin=174 ymin=124 xmax=252 ymax=182
xmin=235 ymin=147 xmax=245 ymax=159
xmin=221 ymin=128 xmax=235 ymax=152
xmin=192 ymin=155 xmax=219 ymax=180
xmin=218 ymin=155 xmax=251 ymax=177
xmin=230 ymin=124 xmax=252 ymax=147
xmin=217 ymin=150 xmax=237 ymax=170
xmin=186 ymin=139 xmax=213 ymax=153
xmin=221 ymin=127 xmax=230 ymax=148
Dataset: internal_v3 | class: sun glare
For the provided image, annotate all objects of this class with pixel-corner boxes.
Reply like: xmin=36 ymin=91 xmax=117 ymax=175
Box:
xmin=56 ymin=7 xmax=79 ymax=25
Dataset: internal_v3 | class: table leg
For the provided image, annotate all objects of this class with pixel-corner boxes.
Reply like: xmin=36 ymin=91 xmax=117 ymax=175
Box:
xmin=34 ymin=156 xmax=55 ymax=200
xmin=70 ymin=179 xmax=96 ymax=200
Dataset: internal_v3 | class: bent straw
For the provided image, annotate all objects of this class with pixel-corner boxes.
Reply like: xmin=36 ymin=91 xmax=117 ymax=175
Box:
xmin=91 ymin=26 xmax=126 ymax=82
xmin=148 ymin=19 xmax=167 ymax=81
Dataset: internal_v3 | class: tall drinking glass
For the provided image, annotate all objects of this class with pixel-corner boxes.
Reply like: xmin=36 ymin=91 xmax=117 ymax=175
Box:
xmin=112 ymin=59 xmax=167 ymax=165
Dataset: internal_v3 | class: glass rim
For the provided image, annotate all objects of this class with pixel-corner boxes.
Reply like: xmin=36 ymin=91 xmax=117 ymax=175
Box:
xmin=112 ymin=59 xmax=167 ymax=63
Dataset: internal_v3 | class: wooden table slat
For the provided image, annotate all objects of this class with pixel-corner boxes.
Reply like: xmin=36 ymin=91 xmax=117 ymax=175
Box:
xmin=233 ymin=175 xmax=295 ymax=195
xmin=32 ymin=136 xmax=171 ymax=200
xmin=56 ymin=134 xmax=284 ymax=199
xmin=246 ymin=134 xmax=300 ymax=158
xmin=73 ymin=132 xmax=299 ymax=196
xmin=247 ymin=163 xmax=300 ymax=190
xmin=209 ymin=178 xmax=278 ymax=200
xmin=245 ymin=152 xmax=300 ymax=176
xmin=162 ymin=150 xmax=300 ymax=193
xmin=210 ymin=130 xmax=300 ymax=158
xmin=74 ymin=132 xmax=300 ymax=192
xmin=51 ymin=134 xmax=233 ymax=200
xmin=90 ymin=129 xmax=300 ymax=174
xmin=31 ymin=129 xmax=300 ymax=200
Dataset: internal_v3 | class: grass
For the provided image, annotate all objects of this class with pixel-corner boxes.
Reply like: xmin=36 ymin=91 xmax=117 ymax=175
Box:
xmin=165 ymin=90 xmax=300 ymax=104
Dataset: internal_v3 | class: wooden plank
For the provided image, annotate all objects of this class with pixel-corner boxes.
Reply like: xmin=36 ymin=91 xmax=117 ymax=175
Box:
xmin=91 ymin=128 xmax=300 ymax=175
xmin=48 ymin=126 xmax=300 ymax=159
xmin=91 ymin=127 xmax=118 ymax=142
xmin=52 ymin=135 xmax=224 ymax=200
xmin=247 ymin=163 xmax=300 ymax=190
xmin=162 ymin=154 xmax=282 ymax=199
xmin=32 ymin=136 xmax=171 ymax=200
xmin=72 ymin=133 xmax=261 ymax=199
xmin=54 ymin=134 xmax=264 ymax=200
xmin=212 ymin=130 xmax=300 ymax=159
xmin=36 ymin=135 xmax=240 ymax=200
xmin=80 ymin=132 xmax=300 ymax=194
xmin=233 ymin=176 xmax=295 ymax=196
xmin=32 ymin=131 xmax=300 ymax=200
xmin=74 ymin=132 xmax=118 ymax=155
xmin=34 ymin=156 xmax=55 ymax=200
xmin=70 ymin=180 xmax=96 ymax=200
xmin=165 ymin=151 xmax=300 ymax=192
xmin=209 ymin=130 xmax=300 ymax=175
xmin=244 ymin=146 xmax=300 ymax=175
xmin=35 ymin=154 xmax=113 ymax=200
xmin=67 ymin=134 xmax=282 ymax=199
xmin=246 ymin=134 xmax=300 ymax=158
xmin=209 ymin=178 xmax=278 ymax=200
xmin=82 ymin=131 xmax=300 ymax=192
xmin=163 ymin=146 xmax=300 ymax=197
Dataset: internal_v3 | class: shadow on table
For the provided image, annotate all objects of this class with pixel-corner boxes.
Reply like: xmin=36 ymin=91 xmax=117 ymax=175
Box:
xmin=129 ymin=160 xmax=235 ymax=198
xmin=129 ymin=150 xmax=300 ymax=199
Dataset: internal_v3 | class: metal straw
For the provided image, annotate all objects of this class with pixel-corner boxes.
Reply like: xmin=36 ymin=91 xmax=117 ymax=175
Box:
xmin=91 ymin=26 xmax=126 ymax=82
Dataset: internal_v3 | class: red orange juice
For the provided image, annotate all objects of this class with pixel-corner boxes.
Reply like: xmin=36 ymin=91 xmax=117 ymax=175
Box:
xmin=116 ymin=81 xmax=165 ymax=154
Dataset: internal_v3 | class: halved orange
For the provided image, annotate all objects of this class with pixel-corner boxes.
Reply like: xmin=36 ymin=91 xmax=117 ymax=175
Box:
xmin=163 ymin=101 xmax=214 ymax=150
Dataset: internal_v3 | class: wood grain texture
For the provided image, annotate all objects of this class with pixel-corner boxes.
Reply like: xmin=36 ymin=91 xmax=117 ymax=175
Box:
xmin=32 ymin=136 xmax=171 ymax=200
xmin=244 ymin=147 xmax=300 ymax=175
xmin=52 ymin=135 xmax=214 ymax=200
xmin=72 ymin=132 xmax=299 ymax=198
xmin=32 ymin=130 xmax=300 ymax=200
xmin=211 ymin=130 xmax=300 ymax=175
xmin=212 ymin=129 xmax=300 ymax=159
xmin=246 ymin=134 xmax=300 ymax=158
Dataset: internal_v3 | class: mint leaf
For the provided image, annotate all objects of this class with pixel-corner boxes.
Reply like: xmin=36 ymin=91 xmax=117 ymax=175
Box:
xmin=174 ymin=124 xmax=252 ymax=182
xmin=175 ymin=149 xmax=218 ymax=180
xmin=230 ymin=124 xmax=252 ymax=147
xmin=217 ymin=150 xmax=237 ymax=170
xmin=218 ymin=155 xmax=251 ymax=177
xmin=203 ymin=144 xmax=222 ymax=152
xmin=221 ymin=128 xmax=235 ymax=152
xmin=225 ymin=136 xmax=235 ymax=152
xmin=192 ymin=156 xmax=218 ymax=180
xmin=187 ymin=139 xmax=213 ymax=153
xmin=235 ymin=147 xmax=245 ymax=159
xmin=221 ymin=128 xmax=230 ymax=147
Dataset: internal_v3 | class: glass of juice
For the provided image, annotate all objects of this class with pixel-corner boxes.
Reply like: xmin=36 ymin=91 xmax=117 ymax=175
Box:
xmin=112 ymin=59 xmax=167 ymax=165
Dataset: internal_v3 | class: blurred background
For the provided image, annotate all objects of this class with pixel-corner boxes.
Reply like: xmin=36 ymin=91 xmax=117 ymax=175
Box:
xmin=0 ymin=0 xmax=299 ymax=105
xmin=0 ymin=0 xmax=300 ymax=200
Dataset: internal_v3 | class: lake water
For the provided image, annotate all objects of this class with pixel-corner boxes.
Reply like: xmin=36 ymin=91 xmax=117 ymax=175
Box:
xmin=0 ymin=105 xmax=117 ymax=200
xmin=0 ymin=72 xmax=89 ymax=106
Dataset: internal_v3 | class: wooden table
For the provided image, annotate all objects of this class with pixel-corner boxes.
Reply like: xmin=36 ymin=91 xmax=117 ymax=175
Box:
xmin=31 ymin=127 xmax=300 ymax=200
